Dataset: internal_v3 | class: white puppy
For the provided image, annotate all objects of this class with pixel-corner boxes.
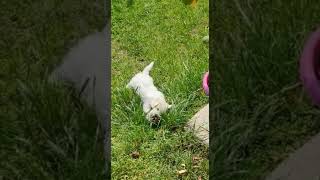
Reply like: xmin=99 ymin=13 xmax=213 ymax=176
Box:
xmin=127 ymin=62 xmax=172 ymax=124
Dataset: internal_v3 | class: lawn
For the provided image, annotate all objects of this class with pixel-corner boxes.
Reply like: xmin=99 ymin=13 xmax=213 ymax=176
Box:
xmin=212 ymin=1 xmax=320 ymax=179
xmin=0 ymin=1 xmax=106 ymax=179
xmin=111 ymin=0 xmax=209 ymax=179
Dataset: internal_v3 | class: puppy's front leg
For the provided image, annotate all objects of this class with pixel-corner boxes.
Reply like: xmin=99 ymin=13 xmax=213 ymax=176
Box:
xmin=143 ymin=103 xmax=151 ymax=113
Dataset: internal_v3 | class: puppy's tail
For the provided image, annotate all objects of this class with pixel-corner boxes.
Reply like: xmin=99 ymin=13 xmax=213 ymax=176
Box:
xmin=143 ymin=62 xmax=154 ymax=74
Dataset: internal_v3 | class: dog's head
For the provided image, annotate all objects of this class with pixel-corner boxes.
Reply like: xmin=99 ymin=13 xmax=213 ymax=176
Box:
xmin=146 ymin=100 xmax=172 ymax=124
xmin=146 ymin=112 xmax=161 ymax=124
xmin=146 ymin=103 xmax=161 ymax=124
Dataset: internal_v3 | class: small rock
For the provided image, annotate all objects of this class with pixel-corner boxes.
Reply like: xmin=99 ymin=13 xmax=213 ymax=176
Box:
xmin=202 ymin=35 xmax=209 ymax=43
xmin=186 ymin=104 xmax=209 ymax=145
xmin=177 ymin=169 xmax=188 ymax=176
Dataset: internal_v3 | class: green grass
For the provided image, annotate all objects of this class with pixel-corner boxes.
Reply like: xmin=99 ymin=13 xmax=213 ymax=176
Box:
xmin=0 ymin=1 xmax=106 ymax=179
xmin=212 ymin=1 xmax=320 ymax=179
xmin=111 ymin=0 xmax=209 ymax=179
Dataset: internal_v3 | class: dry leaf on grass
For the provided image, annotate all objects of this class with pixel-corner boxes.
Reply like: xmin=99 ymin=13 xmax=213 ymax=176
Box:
xmin=130 ymin=151 xmax=140 ymax=159
xmin=192 ymin=156 xmax=201 ymax=165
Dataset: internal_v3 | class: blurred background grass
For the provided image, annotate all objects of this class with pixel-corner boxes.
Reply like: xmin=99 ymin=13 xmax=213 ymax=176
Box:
xmin=0 ymin=0 xmax=106 ymax=179
xmin=211 ymin=1 xmax=320 ymax=179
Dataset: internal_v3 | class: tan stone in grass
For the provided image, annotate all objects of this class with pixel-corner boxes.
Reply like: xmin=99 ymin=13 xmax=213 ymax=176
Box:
xmin=177 ymin=169 xmax=188 ymax=176
xmin=266 ymin=132 xmax=320 ymax=180
xmin=186 ymin=104 xmax=209 ymax=145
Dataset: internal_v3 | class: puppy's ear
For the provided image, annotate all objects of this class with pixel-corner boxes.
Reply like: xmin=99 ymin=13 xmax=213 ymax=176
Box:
xmin=150 ymin=100 xmax=159 ymax=109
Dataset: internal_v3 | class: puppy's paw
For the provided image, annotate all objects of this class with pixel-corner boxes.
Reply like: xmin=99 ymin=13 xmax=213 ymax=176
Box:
xmin=147 ymin=114 xmax=161 ymax=125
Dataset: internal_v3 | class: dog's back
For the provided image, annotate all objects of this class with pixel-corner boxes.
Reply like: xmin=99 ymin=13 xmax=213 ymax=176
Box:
xmin=127 ymin=62 xmax=155 ymax=89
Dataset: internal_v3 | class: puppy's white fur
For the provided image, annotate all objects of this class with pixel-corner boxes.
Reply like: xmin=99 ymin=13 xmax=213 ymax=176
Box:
xmin=127 ymin=62 xmax=172 ymax=123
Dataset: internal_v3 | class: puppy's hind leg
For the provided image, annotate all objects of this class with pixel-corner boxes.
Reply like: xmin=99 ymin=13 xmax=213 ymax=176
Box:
xmin=142 ymin=62 xmax=154 ymax=75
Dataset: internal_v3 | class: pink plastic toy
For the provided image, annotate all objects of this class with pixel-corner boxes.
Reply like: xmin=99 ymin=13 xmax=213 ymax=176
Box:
xmin=202 ymin=72 xmax=209 ymax=96
xmin=300 ymin=27 xmax=320 ymax=106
